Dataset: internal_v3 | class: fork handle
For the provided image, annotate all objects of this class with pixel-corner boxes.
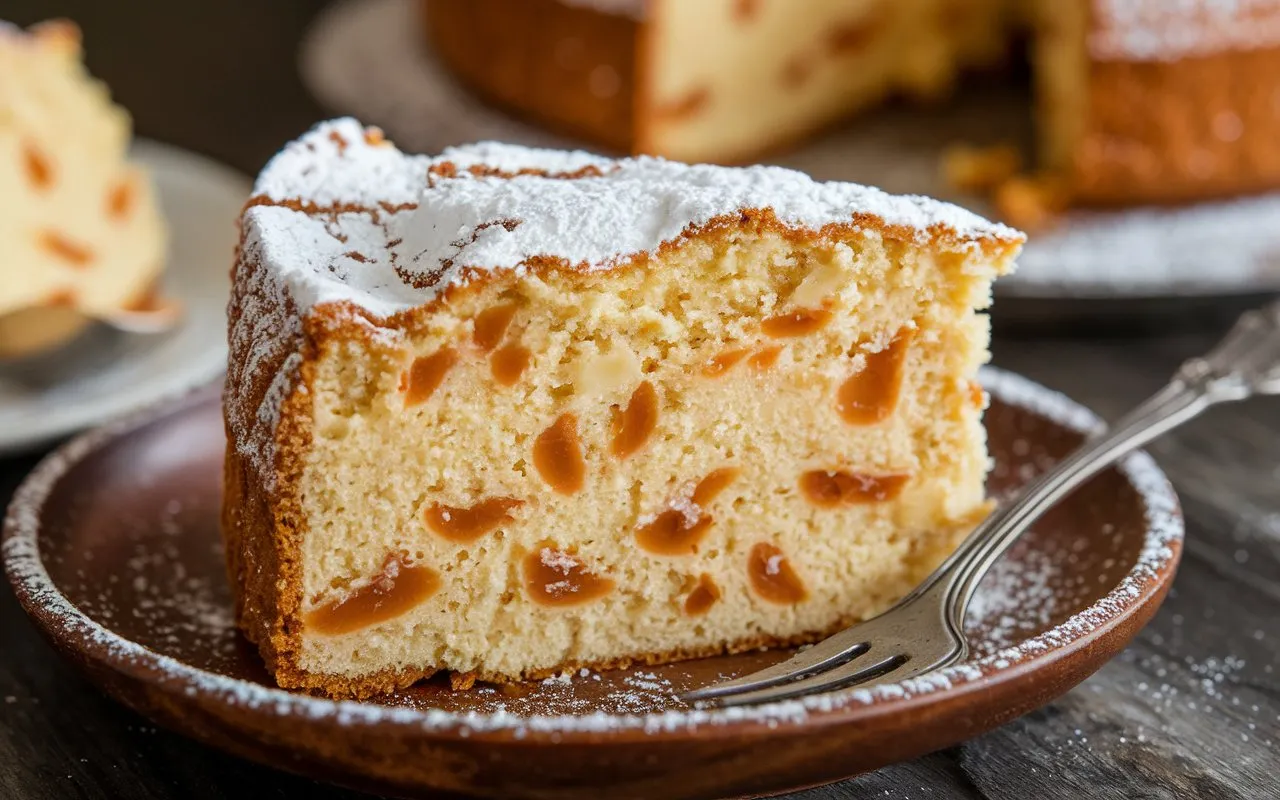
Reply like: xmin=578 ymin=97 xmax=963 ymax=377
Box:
xmin=920 ymin=303 xmax=1280 ymax=631
xmin=936 ymin=377 xmax=1211 ymax=621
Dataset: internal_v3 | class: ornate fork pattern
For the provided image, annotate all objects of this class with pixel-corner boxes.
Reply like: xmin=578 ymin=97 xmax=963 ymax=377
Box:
xmin=683 ymin=301 xmax=1280 ymax=707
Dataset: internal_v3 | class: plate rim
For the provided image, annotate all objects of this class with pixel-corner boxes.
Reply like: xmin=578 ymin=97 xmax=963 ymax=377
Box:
xmin=2 ymin=367 xmax=1184 ymax=746
xmin=0 ymin=138 xmax=249 ymax=455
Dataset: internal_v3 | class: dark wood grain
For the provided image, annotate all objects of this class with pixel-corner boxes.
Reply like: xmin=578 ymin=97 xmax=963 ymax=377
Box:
xmin=1 ymin=1 xmax=1278 ymax=798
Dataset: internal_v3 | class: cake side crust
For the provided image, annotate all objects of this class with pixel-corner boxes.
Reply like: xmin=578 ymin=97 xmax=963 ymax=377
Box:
xmin=1072 ymin=44 xmax=1280 ymax=205
xmin=223 ymin=229 xmax=320 ymax=690
xmin=423 ymin=0 xmax=641 ymax=153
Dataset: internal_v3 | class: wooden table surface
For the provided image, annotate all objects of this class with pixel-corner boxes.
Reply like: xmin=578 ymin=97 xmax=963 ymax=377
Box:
xmin=2 ymin=2 xmax=1278 ymax=798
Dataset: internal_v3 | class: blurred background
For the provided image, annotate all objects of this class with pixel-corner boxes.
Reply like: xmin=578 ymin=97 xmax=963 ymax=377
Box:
xmin=6 ymin=1 xmax=332 ymax=171
xmin=3 ymin=2 xmax=1279 ymax=798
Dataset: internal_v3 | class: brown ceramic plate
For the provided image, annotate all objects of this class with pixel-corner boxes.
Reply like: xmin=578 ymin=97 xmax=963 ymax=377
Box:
xmin=3 ymin=368 xmax=1182 ymax=800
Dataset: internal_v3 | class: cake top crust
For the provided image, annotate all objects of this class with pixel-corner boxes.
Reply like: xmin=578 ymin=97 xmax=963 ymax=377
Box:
xmin=243 ymin=119 xmax=1021 ymax=319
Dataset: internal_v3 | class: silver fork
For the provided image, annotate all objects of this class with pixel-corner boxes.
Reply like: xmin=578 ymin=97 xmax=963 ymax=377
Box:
xmin=683 ymin=300 xmax=1280 ymax=707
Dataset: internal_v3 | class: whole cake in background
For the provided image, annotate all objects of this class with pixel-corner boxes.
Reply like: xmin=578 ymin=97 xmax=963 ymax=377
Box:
xmin=423 ymin=0 xmax=1280 ymax=207
xmin=222 ymin=118 xmax=1022 ymax=698
xmin=0 ymin=20 xmax=166 ymax=358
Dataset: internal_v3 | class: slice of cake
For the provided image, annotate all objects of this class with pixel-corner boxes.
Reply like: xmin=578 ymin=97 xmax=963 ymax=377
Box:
xmin=224 ymin=118 xmax=1022 ymax=698
xmin=0 ymin=19 xmax=166 ymax=358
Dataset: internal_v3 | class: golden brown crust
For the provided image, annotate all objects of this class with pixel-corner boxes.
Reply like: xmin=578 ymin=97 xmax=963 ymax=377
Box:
xmin=222 ymin=231 xmax=318 ymax=693
xmin=242 ymin=193 xmax=1022 ymax=334
xmin=1071 ymin=45 xmax=1280 ymax=205
xmin=422 ymin=0 xmax=638 ymax=152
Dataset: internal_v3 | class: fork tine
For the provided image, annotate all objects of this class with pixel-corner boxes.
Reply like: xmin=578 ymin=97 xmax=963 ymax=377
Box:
xmin=680 ymin=625 xmax=874 ymax=702
xmin=703 ymin=651 xmax=910 ymax=708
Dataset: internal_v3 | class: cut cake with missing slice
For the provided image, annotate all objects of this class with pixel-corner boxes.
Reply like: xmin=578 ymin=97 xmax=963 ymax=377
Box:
xmin=223 ymin=118 xmax=1023 ymax=698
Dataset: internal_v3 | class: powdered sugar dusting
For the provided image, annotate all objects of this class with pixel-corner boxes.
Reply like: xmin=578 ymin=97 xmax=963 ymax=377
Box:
xmin=435 ymin=140 xmax=614 ymax=177
xmin=2 ymin=368 xmax=1182 ymax=736
xmin=247 ymin=119 xmax=1020 ymax=322
xmin=401 ymin=140 xmax=1019 ymax=287
xmin=555 ymin=0 xmax=647 ymax=19
xmin=253 ymin=117 xmax=430 ymax=209
xmin=539 ymin=547 xmax=580 ymax=574
xmin=1091 ymin=0 xmax=1280 ymax=61
xmin=965 ymin=541 xmax=1064 ymax=653
xmin=668 ymin=492 xmax=704 ymax=528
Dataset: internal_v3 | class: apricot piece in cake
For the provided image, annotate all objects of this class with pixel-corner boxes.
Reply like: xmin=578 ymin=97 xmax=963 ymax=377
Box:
xmin=305 ymin=555 xmax=441 ymax=636
xmin=799 ymin=470 xmax=910 ymax=507
xmin=534 ymin=413 xmax=586 ymax=494
xmin=490 ymin=342 xmax=531 ymax=386
xmin=748 ymin=543 xmax=808 ymax=605
xmin=610 ymin=381 xmax=659 ymax=459
xmin=684 ymin=574 xmax=722 ymax=616
xmin=403 ymin=347 xmax=458 ymax=406
xmin=836 ymin=329 xmax=914 ymax=425
xmin=424 ymin=498 xmax=522 ymax=544
xmin=524 ymin=546 xmax=614 ymax=607
xmin=761 ymin=308 xmax=832 ymax=338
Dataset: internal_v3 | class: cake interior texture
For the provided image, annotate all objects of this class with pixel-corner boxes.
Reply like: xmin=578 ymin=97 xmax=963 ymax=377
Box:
xmin=638 ymin=0 xmax=1010 ymax=162
xmin=224 ymin=121 xmax=1022 ymax=698
xmin=292 ymin=226 xmax=1004 ymax=691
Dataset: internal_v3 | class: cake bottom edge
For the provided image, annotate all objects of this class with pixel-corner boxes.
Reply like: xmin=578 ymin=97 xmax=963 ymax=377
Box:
xmin=251 ymin=620 xmax=860 ymax=701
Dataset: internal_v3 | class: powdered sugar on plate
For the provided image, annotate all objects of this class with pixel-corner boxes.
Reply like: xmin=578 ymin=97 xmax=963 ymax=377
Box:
xmin=1 ymin=367 xmax=1183 ymax=737
xmin=1003 ymin=196 xmax=1280 ymax=297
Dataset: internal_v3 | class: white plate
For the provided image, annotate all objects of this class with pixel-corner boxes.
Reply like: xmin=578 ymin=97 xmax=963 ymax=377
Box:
xmin=300 ymin=0 xmax=1280 ymax=301
xmin=0 ymin=140 xmax=247 ymax=455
